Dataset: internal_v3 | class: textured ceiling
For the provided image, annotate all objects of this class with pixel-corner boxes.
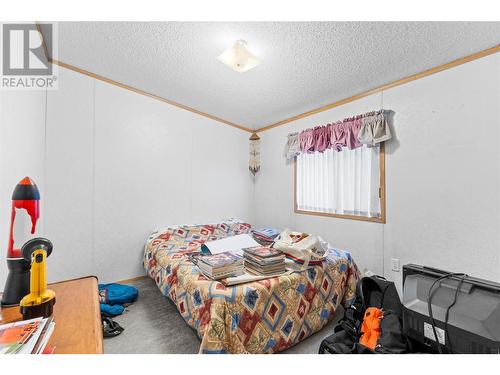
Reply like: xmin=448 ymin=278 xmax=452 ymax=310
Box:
xmin=45 ymin=22 xmax=500 ymax=129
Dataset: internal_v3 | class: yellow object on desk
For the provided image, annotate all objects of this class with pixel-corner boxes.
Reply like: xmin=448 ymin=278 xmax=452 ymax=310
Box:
xmin=19 ymin=238 xmax=56 ymax=320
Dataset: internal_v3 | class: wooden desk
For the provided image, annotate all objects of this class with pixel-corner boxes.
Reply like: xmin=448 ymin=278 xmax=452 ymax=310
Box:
xmin=1 ymin=276 xmax=103 ymax=354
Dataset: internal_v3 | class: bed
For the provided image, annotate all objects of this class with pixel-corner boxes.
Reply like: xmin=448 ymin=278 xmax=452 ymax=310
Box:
xmin=143 ymin=220 xmax=360 ymax=353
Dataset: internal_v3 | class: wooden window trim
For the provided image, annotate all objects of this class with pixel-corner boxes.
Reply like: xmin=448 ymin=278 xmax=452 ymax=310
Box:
xmin=293 ymin=142 xmax=386 ymax=224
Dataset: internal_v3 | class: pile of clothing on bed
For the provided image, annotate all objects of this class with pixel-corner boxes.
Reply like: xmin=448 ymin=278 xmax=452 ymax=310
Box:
xmin=143 ymin=219 xmax=360 ymax=354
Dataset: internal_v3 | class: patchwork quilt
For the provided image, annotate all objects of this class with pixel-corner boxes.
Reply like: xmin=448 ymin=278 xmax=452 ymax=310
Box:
xmin=143 ymin=221 xmax=360 ymax=354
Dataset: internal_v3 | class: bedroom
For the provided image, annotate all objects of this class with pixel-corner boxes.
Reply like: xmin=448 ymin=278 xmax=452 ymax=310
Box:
xmin=1 ymin=0 xmax=500 ymax=371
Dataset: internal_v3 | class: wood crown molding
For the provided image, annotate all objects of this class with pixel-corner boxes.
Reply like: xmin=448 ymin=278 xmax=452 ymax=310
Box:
xmin=35 ymin=22 xmax=253 ymax=133
xmin=35 ymin=22 xmax=499 ymax=135
xmin=256 ymin=44 xmax=500 ymax=133
xmin=51 ymin=59 xmax=253 ymax=132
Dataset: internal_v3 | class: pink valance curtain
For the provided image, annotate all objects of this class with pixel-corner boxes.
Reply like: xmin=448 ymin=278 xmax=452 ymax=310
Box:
xmin=284 ymin=110 xmax=391 ymax=159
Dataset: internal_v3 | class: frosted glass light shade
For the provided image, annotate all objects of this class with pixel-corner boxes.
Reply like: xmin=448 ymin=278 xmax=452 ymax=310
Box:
xmin=217 ymin=40 xmax=260 ymax=73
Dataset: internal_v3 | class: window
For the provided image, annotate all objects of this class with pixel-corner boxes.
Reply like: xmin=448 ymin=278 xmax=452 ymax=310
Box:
xmin=294 ymin=143 xmax=385 ymax=223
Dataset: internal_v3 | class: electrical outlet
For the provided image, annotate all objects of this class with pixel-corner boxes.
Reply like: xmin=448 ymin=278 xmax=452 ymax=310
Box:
xmin=391 ymin=258 xmax=400 ymax=272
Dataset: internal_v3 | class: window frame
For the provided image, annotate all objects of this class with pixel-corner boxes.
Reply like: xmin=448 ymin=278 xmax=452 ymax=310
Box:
xmin=293 ymin=142 xmax=386 ymax=224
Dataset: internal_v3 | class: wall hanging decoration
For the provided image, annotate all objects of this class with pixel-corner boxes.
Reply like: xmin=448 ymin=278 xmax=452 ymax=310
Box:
xmin=283 ymin=132 xmax=300 ymax=159
xmin=283 ymin=109 xmax=392 ymax=159
xmin=249 ymin=132 xmax=261 ymax=175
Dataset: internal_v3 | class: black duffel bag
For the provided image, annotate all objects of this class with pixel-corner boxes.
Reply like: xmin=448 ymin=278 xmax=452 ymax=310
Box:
xmin=319 ymin=275 xmax=409 ymax=354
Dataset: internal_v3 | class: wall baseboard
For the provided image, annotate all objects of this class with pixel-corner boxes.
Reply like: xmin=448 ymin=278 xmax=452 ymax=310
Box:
xmin=114 ymin=275 xmax=148 ymax=285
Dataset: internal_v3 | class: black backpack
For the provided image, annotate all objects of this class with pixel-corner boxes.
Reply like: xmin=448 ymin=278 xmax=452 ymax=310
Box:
xmin=319 ymin=275 xmax=409 ymax=354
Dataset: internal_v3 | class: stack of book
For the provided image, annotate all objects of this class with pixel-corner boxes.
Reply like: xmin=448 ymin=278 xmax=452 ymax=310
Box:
xmin=243 ymin=246 xmax=286 ymax=276
xmin=0 ymin=317 xmax=55 ymax=354
xmin=251 ymin=228 xmax=281 ymax=245
xmin=197 ymin=251 xmax=244 ymax=280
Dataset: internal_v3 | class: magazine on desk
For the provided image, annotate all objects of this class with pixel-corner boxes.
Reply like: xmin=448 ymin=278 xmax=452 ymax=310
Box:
xmin=0 ymin=316 xmax=55 ymax=354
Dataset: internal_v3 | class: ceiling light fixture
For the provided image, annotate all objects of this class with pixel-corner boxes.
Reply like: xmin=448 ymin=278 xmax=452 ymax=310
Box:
xmin=217 ymin=40 xmax=260 ymax=73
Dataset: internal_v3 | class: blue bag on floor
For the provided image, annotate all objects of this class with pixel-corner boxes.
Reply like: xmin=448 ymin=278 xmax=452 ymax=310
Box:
xmin=98 ymin=283 xmax=139 ymax=317
xmin=100 ymin=303 xmax=125 ymax=317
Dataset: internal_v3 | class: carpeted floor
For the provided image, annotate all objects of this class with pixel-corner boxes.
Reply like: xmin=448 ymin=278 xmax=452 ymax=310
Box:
xmin=104 ymin=277 xmax=341 ymax=354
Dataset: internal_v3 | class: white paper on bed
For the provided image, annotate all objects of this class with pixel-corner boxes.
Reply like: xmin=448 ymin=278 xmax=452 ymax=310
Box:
xmin=204 ymin=234 xmax=259 ymax=255
xmin=221 ymin=270 xmax=292 ymax=286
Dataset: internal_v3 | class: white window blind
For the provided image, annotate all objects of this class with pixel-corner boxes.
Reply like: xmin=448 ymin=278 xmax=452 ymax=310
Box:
xmin=296 ymin=145 xmax=381 ymax=218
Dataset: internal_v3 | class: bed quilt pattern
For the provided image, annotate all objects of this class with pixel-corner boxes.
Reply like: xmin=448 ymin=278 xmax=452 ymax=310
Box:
xmin=143 ymin=221 xmax=360 ymax=354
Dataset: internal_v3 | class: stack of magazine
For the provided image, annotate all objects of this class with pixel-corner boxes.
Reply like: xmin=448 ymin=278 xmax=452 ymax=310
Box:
xmin=0 ymin=317 xmax=55 ymax=354
xmin=197 ymin=251 xmax=244 ymax=280
xmin=251 ymin=228 xmax=281 ymax=245
xmin=243 ymin=246 xmax=286 ymax=275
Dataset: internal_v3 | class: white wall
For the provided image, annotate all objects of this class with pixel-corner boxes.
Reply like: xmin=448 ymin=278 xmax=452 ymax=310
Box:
xmin=1 ymin=66 xmax=253 ymax=288
xmin=2 ymin=53 xmax=499 ymax=293
xmin=45 ymin=67 xmax=95 ymax=283
xmin=0 ymin=89 xmax=46 ymax=292
xmin=255 ymin=53 xmax=500 ymax=290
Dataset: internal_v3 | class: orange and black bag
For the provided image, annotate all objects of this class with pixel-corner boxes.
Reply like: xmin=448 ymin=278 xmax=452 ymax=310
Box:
xmin=319 ymin=275 xmax=408 ymax=354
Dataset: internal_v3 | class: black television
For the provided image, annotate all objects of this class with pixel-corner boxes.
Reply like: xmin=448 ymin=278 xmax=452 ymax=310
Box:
xmin=402 ymin=264 xmax=500 ymax=354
